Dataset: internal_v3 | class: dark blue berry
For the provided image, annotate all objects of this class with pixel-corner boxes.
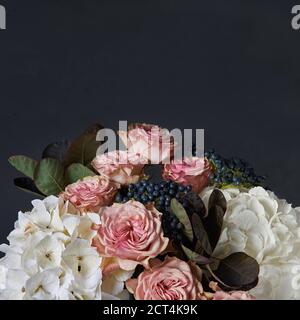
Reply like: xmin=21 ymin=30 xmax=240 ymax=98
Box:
xmin=169 ymin=189 xmax=175 ymax=196
xmin=115 ymin=193 xmax=123 ymax=202
xmin=141 ymin=195 xmax=148 ymax=203
xmin=152 ymin=190 xmax=159 ymax=197
xmin=128 ymin=184 xmax=135 ymax=190
xmin=141 ymin=180 xmax=148 ymax=187
xmin=158 ymin=199 xmax=165 ymax=206
xmin=178 ymin=185 xmax=185 ymax=192
xmin=169 ymin=182 xmax=176 ymax=189
xmin=146 ymin=186 xmax=153 ymax=193
xmin=159 ymin=182 xmax=166 ymax=189
xmin=138 ymin=187 xmax=145 ymax=194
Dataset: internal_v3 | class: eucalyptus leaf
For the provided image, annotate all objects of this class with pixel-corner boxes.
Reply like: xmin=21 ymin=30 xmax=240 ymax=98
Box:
xmin=34 ymin=158 xmax=65 ymax=196
xmin=42 ymin=140 xmax=70 ymax=162
xmin=181 ymin=244 xmax=212 ymax=265
xmin=202 ymin=189 xmax=227 ymax=250
xmin=182 ymin=192 xmax=206 ymax=218
xmin=214 ymin=252 xmax=259 ymax=291
xmin=208 ymin=188 xmax=227 ymax=212
xmin=8 ymin=155 xmax=38 ymax=180
xmin=14 ymin=177 xmax=45 ymax=197
xmin=66 ymin=163 xmax=96 ymax=184
xmin=64 ymin=124 xmax=103 ymax=166
xmin=191 ymin=213 xmax=212 ymax=256
xmin=170 ymin=199 xmax=193 ymax=242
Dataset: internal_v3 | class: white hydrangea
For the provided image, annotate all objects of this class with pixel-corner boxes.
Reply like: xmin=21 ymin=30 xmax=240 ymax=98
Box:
xmin=200 ymin=186 xmax=300 ymax=299
xmin=0 ymin=196 xmax=106 ymax=300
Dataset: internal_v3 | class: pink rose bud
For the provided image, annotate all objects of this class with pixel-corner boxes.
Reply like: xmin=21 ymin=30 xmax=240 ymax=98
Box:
xmin=163 ymin=157 xmax=212 ymax=193
xmin=92 ymin=150 xmax=145 ymax=185
xmin=92 ymin=200 xmax=169 ymax=271
xmin=126 ymin=256 xmax=204 ymax=300
xmin=61 ymin=175 xmax=118 ymax=213
xmin=118 ymin=123 xmax=174 ymax=164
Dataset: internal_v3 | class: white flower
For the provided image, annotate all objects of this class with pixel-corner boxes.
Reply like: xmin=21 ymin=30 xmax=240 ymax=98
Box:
xmin=0 ymin=196 xmax=106 ymax=300
xmin=0 ymin=269 xmax=29 ymax=300
xmin=24 ymin=268 xmax=60 ymax=300
xmin=213 ymin=187 xmax=278 ymax=263
xmin=63 ymin=238 xmax=101 ymax=278
xmin=101 ymin=257 xmax=133 ymax=297
xmin=63 ymin=213 xmax=100 ymax=242
xmin=201 ymin=186 xmax=300 ymax=299
xmin=34 ymin=236 xmax=64 ymax=270
xmin=0 ymin=265 xmax=7 ymax=290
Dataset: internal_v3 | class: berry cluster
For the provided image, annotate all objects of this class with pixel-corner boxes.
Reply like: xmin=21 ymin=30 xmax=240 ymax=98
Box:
xmin=192 ymin=146 xmax=266 ymax=188
xmin=115 ymin=180 xmax=192 ymax=212
xmin=206 ymin=149 xmax=266 ymax=187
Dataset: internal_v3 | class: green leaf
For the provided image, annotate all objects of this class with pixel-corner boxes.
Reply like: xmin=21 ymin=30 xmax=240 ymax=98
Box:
xmin=66 ymin=163 xmax=96 ymax=184
xmin=202 ymin=189 xmax=227 ymax=250
xmin=214 ymin=252 xmax=259 ymax=291
xmin=64 ymin=124 xmax=103 ymax=166
xmin=13 ymin=177 xmax=45 ymax=198
xmin=191 ymin=213 xmax=212 ymax=256
xmin=34 ymin=158 xmax=66 ymax=196
xmin=170 ymin=198 xmax=193 ymax=242
xmin=181 ymin=244 xmax=212 ymax=265
xmin=8 ymin=155 xmax=38 ymax=180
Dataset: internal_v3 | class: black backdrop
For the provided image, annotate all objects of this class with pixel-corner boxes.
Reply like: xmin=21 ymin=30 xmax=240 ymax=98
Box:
xmin=0 ymin=0 xmax=300 ymax=244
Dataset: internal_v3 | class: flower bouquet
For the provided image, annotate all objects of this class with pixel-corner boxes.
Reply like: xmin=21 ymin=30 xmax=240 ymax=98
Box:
xmin=1 ymin=123 xmax=300 ymax=300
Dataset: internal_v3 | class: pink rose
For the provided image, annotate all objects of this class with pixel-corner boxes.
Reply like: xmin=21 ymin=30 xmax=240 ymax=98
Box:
xmin=61 ymin=176 xmax=118 ymax=213
xmin=209 ymin=282 xmax=255 ymax=300
xmin=92 ymin=200 xmax=169 ymax=271
xmin=118 ymin=123 xmax=174 ymax=164
xmin=162 ymin=157 xmax=212 ymax=193
xmin=126 ymin=256 xmax=204 ymax=300
xmin=92 ymin=150 xmax=145 ymax=185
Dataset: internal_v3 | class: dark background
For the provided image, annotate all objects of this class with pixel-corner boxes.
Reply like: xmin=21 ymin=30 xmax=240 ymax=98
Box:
xmin=0 ymin=0 xmax=299 ymax=244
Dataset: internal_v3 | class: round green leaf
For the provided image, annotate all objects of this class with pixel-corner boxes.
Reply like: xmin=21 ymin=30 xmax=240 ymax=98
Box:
xmin=215 ymin=252 xmax=259 ymax=291
xmin=8 ymin=155 xmax=38 ymax=179
xmin=66 ymin=163 xmax=95 ymax=184
xmin=34 ymin=158 xmax=66 ymax=196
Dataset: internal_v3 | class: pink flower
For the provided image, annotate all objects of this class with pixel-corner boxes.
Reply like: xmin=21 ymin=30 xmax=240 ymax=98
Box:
xmin=126 ymin=256 xmax=204 ymax=300
xmin=92 ymin=150 xmax=145 ymax=185
xmin=209 ymin=282 xmax=255 ymax=300
xmin=61 ymin=176 xmax=118 ymax=213
xmin=92 ymin=200 xmax=169 ymax=271
xmin=163 ymin=157 xmax=212 ymax=193
xmin=118 ymin=123 xmax=174 ymax=164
